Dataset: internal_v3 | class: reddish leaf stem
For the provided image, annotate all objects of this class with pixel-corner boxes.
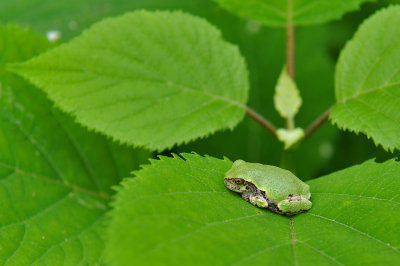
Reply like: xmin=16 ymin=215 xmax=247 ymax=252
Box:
xmin=286 ymin=0 xmax=295 ymax=80
xmin=304 ymin=108 xmax=332 ymax=139
xmin=245 ymin=106 xmax=277 ymax=136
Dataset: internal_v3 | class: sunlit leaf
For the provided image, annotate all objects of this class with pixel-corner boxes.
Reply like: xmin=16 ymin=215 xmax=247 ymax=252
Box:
xmin=11 ymin=11 xmax=249 ymax=151
xmin=107 ymin=153 xmax=400 ymax=265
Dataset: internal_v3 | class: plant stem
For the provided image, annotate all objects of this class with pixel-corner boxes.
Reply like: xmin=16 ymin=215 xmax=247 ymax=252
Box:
xmin=286 ymin=0 xmax=295 ymax=80
xmin=287 ymin=117 xmax=295 ymax=130
xmin=280 ymin=0 xmax=296 ymax=171
xmin=245 ymin=106 xmax=277 ymax=136
xmin=304 ymin=108 xmax=332 ymax=140
xmin=285 ymin=0 xmax=295 ymax=130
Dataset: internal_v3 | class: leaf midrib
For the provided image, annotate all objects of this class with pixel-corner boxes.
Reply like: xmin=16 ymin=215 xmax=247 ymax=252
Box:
xmin=290 ymin=217 xmax=298 ymax=266
xmin=13 ymin=64 xmax=246 ymax=109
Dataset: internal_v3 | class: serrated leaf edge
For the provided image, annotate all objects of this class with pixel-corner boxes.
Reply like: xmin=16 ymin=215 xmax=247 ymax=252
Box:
xmin=8 ymin=10 xmax=250 ymax=152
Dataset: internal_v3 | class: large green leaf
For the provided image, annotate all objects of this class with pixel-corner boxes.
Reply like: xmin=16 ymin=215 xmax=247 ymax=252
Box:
xmin=106 ymin=153 xmax=400 ymax=265
xmin=331 ymin=6 xmax=400 ymax=152
xmin=0 ymin=0 xmax=215 ymax=40
xmin=11 ymin=10 xmax=249 ymax=151
xmin=0 ymin=25 xmax=149 ymax=265
xmin=212 ymin=0 xmax=375 ymax=27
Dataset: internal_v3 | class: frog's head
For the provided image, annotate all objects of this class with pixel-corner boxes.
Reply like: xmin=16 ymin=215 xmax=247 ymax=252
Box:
xmin=224 ymin=178 xmax=248 ymax=193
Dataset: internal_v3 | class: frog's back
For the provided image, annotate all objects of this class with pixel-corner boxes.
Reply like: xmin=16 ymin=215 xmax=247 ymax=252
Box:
xmin=225 ymin=160 xmax=309 ymax=202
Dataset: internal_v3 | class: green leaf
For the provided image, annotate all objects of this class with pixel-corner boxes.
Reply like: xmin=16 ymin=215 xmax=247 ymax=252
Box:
xmin=106 ymin=153 xmax=400 ymax=265
xmin=0 ymin=25 xmax=150 ymax=265
xmin=212 ymin=0 xmax=375 ymax=27
xmin=0 ymin=0 xmax=215 ymax=40
xmin=331 ymin=6 xmax=400 ymax=152
xmin=274 ymin=66 xmax=302 ymax=122
xmin=0 ymin=24 xmax=51 ymax=70
xmin=10 ymin=10 xmax=249 ymax=151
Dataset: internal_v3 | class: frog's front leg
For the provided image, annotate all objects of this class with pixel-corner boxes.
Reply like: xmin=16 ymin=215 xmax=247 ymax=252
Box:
xmin=242 ymin=193 xmax=268 ymax=208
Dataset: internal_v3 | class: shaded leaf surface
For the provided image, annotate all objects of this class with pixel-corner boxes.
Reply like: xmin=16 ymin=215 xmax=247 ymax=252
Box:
xmin=0 ymin=0 xmax=215 ymax=40
xmin=11 ymin=10 xmax=249 ymax=151
xmin=107 ymin=153 xmax=400 ymax=265
xmin=0 ymin=25 xmax=149 ymax=265
xmin=331 ymin=6 xmax=400 ymax=152
xmin=212 ymin=0 xmax=374 ymax=27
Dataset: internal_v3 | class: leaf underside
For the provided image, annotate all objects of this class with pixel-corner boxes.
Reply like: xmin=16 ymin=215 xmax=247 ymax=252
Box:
xmin=107 ymin=153 xmax=400 ymax=265
xmin=0 ymin=25 xmax=149 ymax=265
xmin=332 ymin=6 xmax=400 ymax=152
xmin=11 ymin=10 xmax=249 ymax=151
xmin=212 ymin=0 xmax=375 ymax=27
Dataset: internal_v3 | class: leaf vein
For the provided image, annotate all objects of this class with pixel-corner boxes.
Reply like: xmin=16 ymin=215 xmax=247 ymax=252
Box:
xmin=296 ymin=240 xmax=344 ymax=265
xmin=1 ymin=192 xmax=72 ymax=229
xmin=353 ymin=98 xmax=400 ymax=128
xmin=29 ymin=215 xmax=104 ymax=265
xmin=306 ymin=213 xmax=399 ymax=254
xmin=356 ymin=38 xmax=400 ymax=96
xmin=339 ymin=81 xmax=400 ymax=103
xmin=0 ymin=162 xmax=110 ymax=199
xmin=49 ymin=108 xmax=103 ymax=193
xmin=233 ymin=242 xmax=292 ymax=265
xmin=1 ymin=113 xmax=66 ymax=183
xmin=312 ymin=192 xmax=400 ymax=205
xmin=131 ymin=213 xmax=265 ymax=262
xmin=2 ymin=224 xmax=26 ymax=266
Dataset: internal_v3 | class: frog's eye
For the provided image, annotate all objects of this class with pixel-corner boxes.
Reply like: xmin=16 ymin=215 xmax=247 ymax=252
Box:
xmin=234 ymin=179 xmax=242 ymax=184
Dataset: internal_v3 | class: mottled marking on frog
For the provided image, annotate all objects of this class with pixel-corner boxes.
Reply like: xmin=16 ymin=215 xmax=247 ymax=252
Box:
xmin=224 ymin=178 xmax=258 ymax=193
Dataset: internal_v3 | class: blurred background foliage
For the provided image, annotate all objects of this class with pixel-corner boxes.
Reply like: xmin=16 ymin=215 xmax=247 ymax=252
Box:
xmin=1 ymin=0 xmax=399 ymax=180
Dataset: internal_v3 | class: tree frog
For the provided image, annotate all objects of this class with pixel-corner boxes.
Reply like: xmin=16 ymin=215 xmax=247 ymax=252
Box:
xmin=224 ymin=160 xmax=312 ymax=216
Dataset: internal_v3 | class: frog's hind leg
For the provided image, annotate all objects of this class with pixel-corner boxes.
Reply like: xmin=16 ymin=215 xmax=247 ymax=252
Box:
xmin=242 ymin=193 xmax=268 ymax=208
xmin=241 ymin=193 xmax=251 ymax=203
